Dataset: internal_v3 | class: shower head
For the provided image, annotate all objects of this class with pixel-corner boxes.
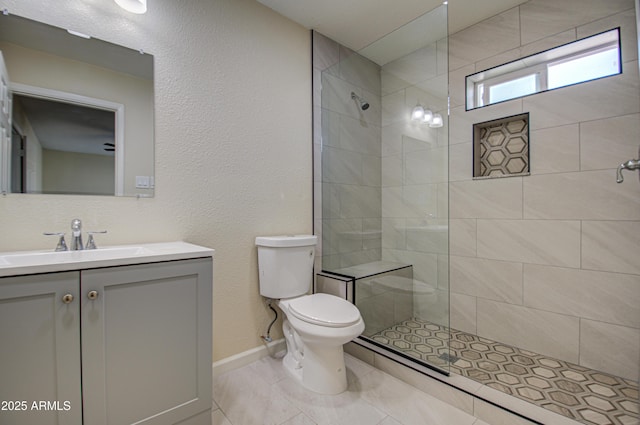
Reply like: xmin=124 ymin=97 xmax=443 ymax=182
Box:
xmin=351 ymin=92 xmax=370 ymax=110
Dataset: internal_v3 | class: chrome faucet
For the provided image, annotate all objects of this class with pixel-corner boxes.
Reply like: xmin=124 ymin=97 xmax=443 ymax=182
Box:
xmin=44 ymin=219 xmax=107 ymax=251
xmin=616 ymin=158 xmax=640 ymax=183
xmin=71 ymin=218 xmax=83 ymax=250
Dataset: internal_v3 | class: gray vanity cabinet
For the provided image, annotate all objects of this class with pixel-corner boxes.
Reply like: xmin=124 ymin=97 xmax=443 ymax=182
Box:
xmin=0 ymin=257 xmax=213 ymax=425
xmin=0 ymin=271 xmax=83 ymax=425
xmin=81 ymin=258 xmax=213 ymax=425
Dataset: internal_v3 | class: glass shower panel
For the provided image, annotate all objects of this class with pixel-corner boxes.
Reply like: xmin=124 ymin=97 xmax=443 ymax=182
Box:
xmin=316 ymin=4 xmax=450 ymax=374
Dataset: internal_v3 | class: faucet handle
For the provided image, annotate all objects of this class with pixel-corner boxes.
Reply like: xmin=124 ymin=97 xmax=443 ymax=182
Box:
xmin=43 ymin=232 xmax=68 ymax=252
xmin=85 ymin=231 xmax=107 ymax=250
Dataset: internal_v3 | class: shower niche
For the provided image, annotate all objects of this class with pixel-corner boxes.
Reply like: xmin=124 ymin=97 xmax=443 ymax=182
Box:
xmin=473 ymin=113 xmax=530 ymax=179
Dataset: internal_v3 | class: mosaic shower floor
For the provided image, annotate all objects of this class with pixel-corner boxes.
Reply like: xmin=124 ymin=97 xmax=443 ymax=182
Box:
xmin=369 ymin=318 xmax=639 ymax=425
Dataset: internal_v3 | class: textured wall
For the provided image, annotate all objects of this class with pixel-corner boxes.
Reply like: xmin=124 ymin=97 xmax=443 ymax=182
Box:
xmin=0 ymin=0 xmax=312 ymax=361
xmin=448 ymin=0 xmax=640 ymax=380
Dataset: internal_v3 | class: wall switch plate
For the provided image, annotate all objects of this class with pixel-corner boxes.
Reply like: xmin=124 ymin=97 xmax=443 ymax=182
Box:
xmin=135 ymin=176 xmax=150 ymax=188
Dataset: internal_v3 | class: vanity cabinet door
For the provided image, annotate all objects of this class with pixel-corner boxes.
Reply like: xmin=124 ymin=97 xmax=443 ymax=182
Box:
xmin=0 ymin=272 xmax=82 ymax=425
xmin=80 ymin=258 xmax=213 ymax=425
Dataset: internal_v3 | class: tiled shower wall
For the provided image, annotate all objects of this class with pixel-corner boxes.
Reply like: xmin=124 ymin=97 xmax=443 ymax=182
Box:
xmin=379 ymin=32 xmax=449 ymax=326
xmin=313 ymin=33 xmax=382 ymax=271
xmin=314 ymin=25 xmax=450 ymax=325
xmin=448 ymin=0 xmax=640 ymax=381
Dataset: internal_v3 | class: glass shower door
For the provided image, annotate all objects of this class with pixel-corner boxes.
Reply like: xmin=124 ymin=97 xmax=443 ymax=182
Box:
xmin=313 ymin=4 xmax=450 ymax=374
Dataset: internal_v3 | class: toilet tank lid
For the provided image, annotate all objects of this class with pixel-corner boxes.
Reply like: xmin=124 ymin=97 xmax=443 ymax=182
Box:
xmin=255 ymin=235 xmax=317 ymax=247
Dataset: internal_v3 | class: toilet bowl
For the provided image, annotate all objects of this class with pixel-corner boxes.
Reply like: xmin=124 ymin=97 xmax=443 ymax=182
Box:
xmin=255 ymin=235 xmax=364 ymax=395
xmin=278 ymin=293 xmax=364 ymax=394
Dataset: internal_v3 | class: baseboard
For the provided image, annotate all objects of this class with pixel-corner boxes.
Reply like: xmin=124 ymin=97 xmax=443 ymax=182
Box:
xmin=212 ymin=338 xmax=286 ymax=377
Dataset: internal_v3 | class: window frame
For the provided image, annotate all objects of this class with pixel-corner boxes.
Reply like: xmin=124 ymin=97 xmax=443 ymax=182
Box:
xmin=465 ymin=28 xmax=621 ymax=110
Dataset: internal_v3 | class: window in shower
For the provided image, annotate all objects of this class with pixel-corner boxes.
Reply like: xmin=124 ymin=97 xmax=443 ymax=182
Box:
xmin=466 ymin=28 xmax=621 ymax=110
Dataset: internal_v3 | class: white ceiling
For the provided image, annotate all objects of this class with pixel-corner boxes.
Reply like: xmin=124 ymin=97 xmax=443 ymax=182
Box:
xmin=256 ymin=0 xmax=529 ymax=52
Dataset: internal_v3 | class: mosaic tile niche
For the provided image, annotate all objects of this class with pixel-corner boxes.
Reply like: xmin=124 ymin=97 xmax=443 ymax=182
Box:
xmin=473 ymin=113 xmax=530 ymax=178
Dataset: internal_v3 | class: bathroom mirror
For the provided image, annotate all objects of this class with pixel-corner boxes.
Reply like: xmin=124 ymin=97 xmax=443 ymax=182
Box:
xmin=0 ymin=12 xmax=154 ymax=197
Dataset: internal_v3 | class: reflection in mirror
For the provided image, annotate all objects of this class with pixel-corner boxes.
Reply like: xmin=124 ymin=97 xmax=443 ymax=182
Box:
xmin=12 ymin=93 xmax=117 ymax=195
xmin=0 ymin=12 xmax=154 ymax=197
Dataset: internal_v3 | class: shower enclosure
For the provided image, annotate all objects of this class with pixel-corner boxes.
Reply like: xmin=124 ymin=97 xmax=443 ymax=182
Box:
xmin=313 ymin=4 xmax=451 ymax=374
xmin=314 ymin=1 xmax=639 ymax=424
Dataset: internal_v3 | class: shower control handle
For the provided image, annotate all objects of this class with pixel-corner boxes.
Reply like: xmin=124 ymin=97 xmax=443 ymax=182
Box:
xmin=616 ymin=158 xmax=640 ymax=183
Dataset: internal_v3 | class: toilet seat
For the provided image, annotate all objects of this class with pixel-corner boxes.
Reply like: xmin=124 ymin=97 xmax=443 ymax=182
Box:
xmin=286 ymin=293 xmax=361 ymax=328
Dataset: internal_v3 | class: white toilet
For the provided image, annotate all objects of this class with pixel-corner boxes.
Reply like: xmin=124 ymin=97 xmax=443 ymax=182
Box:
xmin=255 ymin=235 xmax=364 ymax=394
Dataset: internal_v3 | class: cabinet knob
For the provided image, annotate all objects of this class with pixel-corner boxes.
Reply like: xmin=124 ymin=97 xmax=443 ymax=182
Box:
xmin=87 ymin=290 xmax=99 ymax=300
xmin=62 ymin=293 xmax=74 ymax=304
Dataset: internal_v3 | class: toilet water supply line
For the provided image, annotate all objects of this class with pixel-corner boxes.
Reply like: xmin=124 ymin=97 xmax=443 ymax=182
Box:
xmin=261 ymin=299 xmax=278 ymax=343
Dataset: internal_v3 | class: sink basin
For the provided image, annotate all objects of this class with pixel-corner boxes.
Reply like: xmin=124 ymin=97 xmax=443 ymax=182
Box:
xmin=0 ymin=246 xmax=151 ymax=266
xmin=0 ymin=242 xmax=214 ymax=276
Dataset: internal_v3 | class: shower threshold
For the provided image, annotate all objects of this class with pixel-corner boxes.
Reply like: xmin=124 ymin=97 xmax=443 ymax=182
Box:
xmin=366 ymin=318 xmax=638 ymax=425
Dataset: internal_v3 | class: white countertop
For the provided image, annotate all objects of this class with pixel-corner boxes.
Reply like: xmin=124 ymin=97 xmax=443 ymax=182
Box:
xmin=0 ymin=241 xmax=214 ymax=277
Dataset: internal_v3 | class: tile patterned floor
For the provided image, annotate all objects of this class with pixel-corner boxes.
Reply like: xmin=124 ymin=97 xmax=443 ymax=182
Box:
xmin=369 ymin=318 xmax=639 ymax=425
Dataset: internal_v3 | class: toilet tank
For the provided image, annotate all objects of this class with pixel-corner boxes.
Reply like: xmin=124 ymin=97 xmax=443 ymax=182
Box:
xmin=255 ymin=235 xmax=317 ymax=299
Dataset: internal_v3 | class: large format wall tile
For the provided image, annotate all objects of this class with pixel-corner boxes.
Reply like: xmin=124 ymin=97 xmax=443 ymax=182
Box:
xmin=340 ymin=184 xmax=381 ymax=218
xmin=403 ymin=184 xmax=439 ymax=219
xmin=322 ymin=146 xmax=364 ymax=185
xmin=321 ymin=72 xmax=362 ymax=119
xmin=338 ymin=46 xmax=381 ymax=96
xmin=523 ymin=170 xmax=640 ymax=220
xmin=382 ymin=249 xmax=438 ymax=287
xmin=580 ymin=319 xmax=640 ymax=381
xmin=381 ymin=218 xmax=406 ymax=249
xmin=450 ymin=256 xmax=523 ymax=304
xmin=450 ymin=178 xmax=522 ymax=219
xmin=339 ymin=114 xmax=382 ymax=156
xmin=518 ymin=29 xmax=577 ymax=59
xmin=383 ymin=44 xmax=439 ymax=88
xmin=523 ymin=264 xmax=640 ymax=328
xmin=477 ymin=219 xmax=581 ymax=267
xmin=449 ymin=64 xmax=475 ymax=109
xmin=404 ymin=146 xmax=448 ymax=185
xmin=450 ymin=100 xmax=523 ymax=146
xmin=449 ymin=142 xmax=473 ymax=182
xmin=449 ymin=8 xmax=521 ymax=71
xmin=582 ymin=220 xmax=640 ymax=274
xmin=450 ymin=292 xmax=477 ymax=334
xmin=529 ymin=124 xmax=580 ymax=175
xmin=313 ymin=32 xmax=339 ymax=72
xmin=404 ymin=219 xmax=448 ymax=255
xmin=477 ymin=299 xmax=580 ymax=363
xmin=578 ymin=8 xmax=639 ymax=63
xmin=382 ymin=155 xmax=403 ymax=187
xmin=580 ymin=113 xmax=640 ymax=171
xmin=382 ymin=90 xmax=407 ymax=127
xmin=523 ymin=64 xmax=640 ymax=130
xmin=450 ymin=219 xmax=477 ymax=257
xmin=519 ymin=0 xmax=633 ymax=45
